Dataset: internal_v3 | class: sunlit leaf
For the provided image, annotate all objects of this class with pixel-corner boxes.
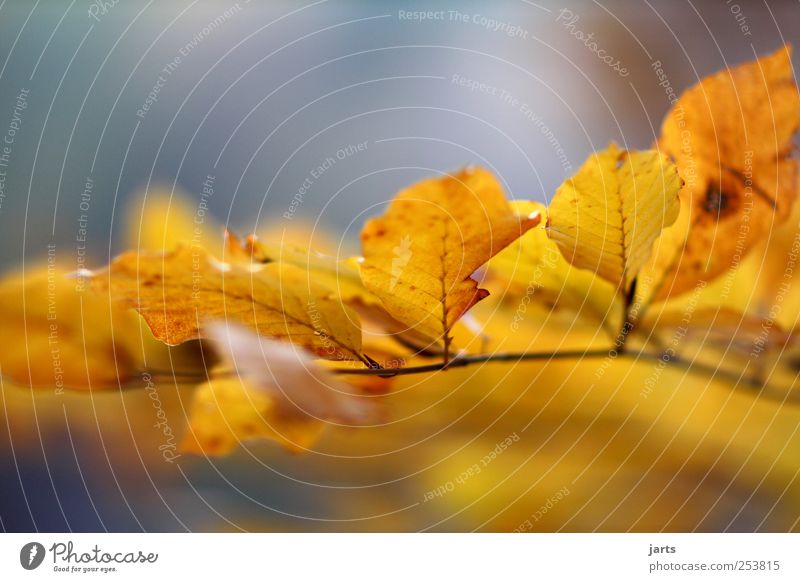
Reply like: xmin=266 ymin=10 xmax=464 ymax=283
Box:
xmin=89 ymin=245 xmax=370 ymax=364
xmin=360 ymin=167 xmax=539 ymax=350
xmin=547 ymin=144 xmax=682 ymax=295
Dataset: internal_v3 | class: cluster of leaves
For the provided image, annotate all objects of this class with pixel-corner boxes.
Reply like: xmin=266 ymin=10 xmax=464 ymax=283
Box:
xmin=1 ymin=47 xmax=799 ymax=457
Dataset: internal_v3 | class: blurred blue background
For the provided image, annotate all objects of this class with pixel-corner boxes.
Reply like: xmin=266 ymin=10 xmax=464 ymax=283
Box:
xmin=0 ymin=0 xmax=797 ymax=266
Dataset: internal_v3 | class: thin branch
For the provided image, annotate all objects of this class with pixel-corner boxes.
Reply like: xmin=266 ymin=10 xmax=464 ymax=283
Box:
xmin=330 ymin=347 xmax=794 ymax=399
xmin=332 ymin=349 xmax=611 ymax=377
xmin=131 ymin=345 xmax=796 ymax=401
xmin=615 ymin=277 xmax=638 ymax=351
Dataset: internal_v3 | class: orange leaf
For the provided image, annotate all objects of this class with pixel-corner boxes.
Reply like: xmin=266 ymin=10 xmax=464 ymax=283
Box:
xmin=644 ymin=45 xmax=800 ymax=301
xmin=359 ymin=167 xmax=539 ymax=347
xmin=89 ymin=245 xmax=370 ymax=364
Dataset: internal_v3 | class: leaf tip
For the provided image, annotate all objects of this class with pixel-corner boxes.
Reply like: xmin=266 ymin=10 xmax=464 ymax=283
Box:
xmin=524 ymin=210 xmax=542 ymax=228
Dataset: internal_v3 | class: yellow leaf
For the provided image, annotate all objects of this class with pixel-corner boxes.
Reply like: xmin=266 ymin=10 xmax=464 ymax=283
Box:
xmin=180 ymin=323 xmax=379 ymax=455
xmin=89 ymin=245 xmax=370 ymax=364
xmin=359 ymin=167 xmax=540 ymax=346
xmin=0 ymin=264 xmax=144 ymax=389
xmin=546 ymin=144 xmax=682 ymax=294
xmin=644 ymin=45 xmax=800 ymax=301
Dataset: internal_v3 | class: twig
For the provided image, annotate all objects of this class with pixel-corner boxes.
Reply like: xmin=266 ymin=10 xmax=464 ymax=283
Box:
xmin=131 ymin=346 xmax=795 ymax=401
xmin=615 ymin=277 xmax=638 ymax=351
xmin=332 ymin=348 xmax=611 ymax=377
xmin=330 ymin=347 xmax=792 ymax=398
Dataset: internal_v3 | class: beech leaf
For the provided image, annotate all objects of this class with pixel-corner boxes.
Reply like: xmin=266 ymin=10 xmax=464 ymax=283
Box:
xmin=643 ymin=45 xmax=800 ymax=301
xmin=546 ymin=144 xmax=682 ymax=294
xmin=89 ymin=245 xmax=370 ymax=364
xmin=359 ymin=167 xmax=540 ymax=346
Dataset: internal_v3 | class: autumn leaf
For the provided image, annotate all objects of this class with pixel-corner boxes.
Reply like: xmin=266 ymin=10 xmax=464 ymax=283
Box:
xmin=546 ymin=144 xmax=682 ymax=295
xmin=89 ymin=245 xmax=371 ymax=364
xmin=181 ymin=323 xmax=379 ymax=455
xmin=359 ymin=167 xmax=540 ymax=352
xmin=643 ymin=45 xmax=800 ymax=301
xmin=0 ymin=265 xmax=145 ymax=389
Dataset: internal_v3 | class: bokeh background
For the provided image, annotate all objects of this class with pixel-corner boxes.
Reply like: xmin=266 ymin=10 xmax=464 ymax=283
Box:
xmin=1 ymin=0 xmax=800 ymax=532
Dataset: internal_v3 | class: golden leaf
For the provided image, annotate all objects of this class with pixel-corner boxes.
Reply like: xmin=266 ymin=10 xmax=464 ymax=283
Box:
xmin=89 ymin=245 xmax=370 ymax=364
xmin=546 ymin=144 xmax=682 ymax=294
xmin=359 ymin=167 xmax=540 ymax=347
xmin=645 ymin=45 xmax=800 ymax=301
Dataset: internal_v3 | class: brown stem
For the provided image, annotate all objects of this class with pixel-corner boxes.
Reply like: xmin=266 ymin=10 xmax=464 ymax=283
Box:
xmin=332 ymin=348 xmax=611 ymax=377
xmin=134 ymin=347 xmax=794 ymax=401
xmin=616 ymin=277 xmax=638 ymax=352
xmin=330 ymin=347 xmax=791 ymax=399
